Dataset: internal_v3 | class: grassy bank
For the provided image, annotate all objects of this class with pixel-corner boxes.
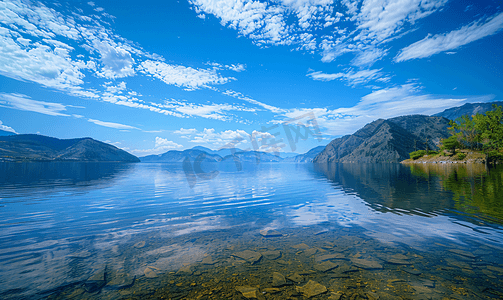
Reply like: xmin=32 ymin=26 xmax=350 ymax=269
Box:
xmin=401 ymin=149 xmax=486 ymax=164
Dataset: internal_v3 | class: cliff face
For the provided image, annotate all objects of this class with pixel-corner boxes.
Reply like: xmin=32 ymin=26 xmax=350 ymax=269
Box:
xmin=0 ymin=134 xmax=139 ymax=162
xmin=314 ymin=115 xmax=450 ymax=164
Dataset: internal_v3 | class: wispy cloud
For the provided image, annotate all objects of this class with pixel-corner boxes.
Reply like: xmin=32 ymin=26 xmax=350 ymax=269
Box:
xmin=189 ymin=0 xmax=448 ymax=66
xmin=222 ymin=90 xmax=284 ymax=113
xmin=307 ymin=69 xmax=383 ymax=86
xmin=139 ymin=60 xmax=234 ymax=91
xmin=0 ymin=0 xmax=243 ymax=119
xmin=87 ymin=118 xmax=140 ymax=130
xmin=395 ymin=12 xmax=503 ymax=62
xmin=0 ymin=93 xmax=70 ymax=116
xmin=0 ymin=120 xmax=17 ymax=134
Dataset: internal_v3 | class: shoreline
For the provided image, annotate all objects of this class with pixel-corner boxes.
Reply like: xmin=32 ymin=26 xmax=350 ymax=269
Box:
xmin=401 ymin=150 xmax=486 ymax=164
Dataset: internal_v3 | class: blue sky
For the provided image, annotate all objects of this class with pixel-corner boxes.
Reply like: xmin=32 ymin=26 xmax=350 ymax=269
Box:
xmin=0 ymin=0 xmax=502 ymax=155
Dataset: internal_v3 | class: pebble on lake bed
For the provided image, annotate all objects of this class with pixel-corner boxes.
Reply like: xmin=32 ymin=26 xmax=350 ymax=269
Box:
xmin=134 ymin=241 xmax=146 ymax=248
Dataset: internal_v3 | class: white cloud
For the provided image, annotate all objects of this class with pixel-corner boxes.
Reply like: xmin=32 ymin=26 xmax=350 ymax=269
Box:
xmin=395 ymin=12 xmax=503 ymax=62
xmin=93 ymin=41 xmax=136 ymax=79
xmin=174 ymin=128 xmax=198 ymax=135
xmin=173 ymin=127 xmax=287 ymax=152
xmin=190 ymin=0 xmax=448 ymax=66
xmin=0 ymin=0 xmax=239 ymax=120
xmin=174 ymin=127 xmax=250 ymax=148
xmin=129 ymin=137 xmax=183 ymax=156
xmin=0 ymin=92 xmax=70 ymax=116
xmin=87 ymin=118 xmax=140 ymax=130
xmin=307 ymin=69 xmax=383 ymax=86
xmin=0 ymin=120 xmax=17 ymax=134
xmin=208 ymin=62 xmax=246 ymax=72
xmin=155 ymin=137 xmax=183 ymax=148
xmin=140 ymin=60 xmax=233 ymax=91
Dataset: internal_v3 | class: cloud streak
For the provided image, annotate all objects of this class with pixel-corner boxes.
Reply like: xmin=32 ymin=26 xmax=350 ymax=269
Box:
xmin=0 ymin=93 xmax=70 ymax=116
xmin=307 ymin=69 xmax=383 ymax=86
xmin=87 ymin=118 xmax=140 ymax=130
xmin=395 ymin=12 xmax=503 ymax=62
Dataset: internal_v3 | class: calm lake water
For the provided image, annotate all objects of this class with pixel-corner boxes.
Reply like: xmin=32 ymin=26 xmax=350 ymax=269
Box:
xmin=0 ymin=162 xmax=502 ymax=299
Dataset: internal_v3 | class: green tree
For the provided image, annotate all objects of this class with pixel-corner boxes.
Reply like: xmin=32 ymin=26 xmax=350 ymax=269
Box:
xmin=473 ymin=104 xmax=503 ymax=151
xmin=448 ymin=115 xmax=479 ymax=149
xmin=441 ymin=135 xmax=460 ymax=155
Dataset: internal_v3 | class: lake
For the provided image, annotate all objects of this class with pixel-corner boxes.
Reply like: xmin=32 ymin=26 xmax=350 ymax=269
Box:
xmin=0 ymin=161 xmax=502 ymax=299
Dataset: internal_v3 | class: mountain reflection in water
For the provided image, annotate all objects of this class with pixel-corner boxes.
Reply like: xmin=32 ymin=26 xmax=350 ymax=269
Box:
xmin=314 ymin=162 xmax=503 ymax=225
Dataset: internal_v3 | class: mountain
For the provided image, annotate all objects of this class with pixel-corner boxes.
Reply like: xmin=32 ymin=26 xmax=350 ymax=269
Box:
xmin=313 ymin=115 xmax=450 ymax=164
xmin=190 ymin=146 xmax=245 ymax=157
xmin=140 ymin=148 xmax=222 ymax=162
xmin=285 ymin=146 xmax=325 ymax=162
xmin=222 ymin=151 xmax=282 ymax=163
xmin=0 ymin=129 xmax=16 ymax=137
xmin=433 ymin=101 xmax=503 ymax=120
xmin=0 ymin=134 xmax=140 ymax=162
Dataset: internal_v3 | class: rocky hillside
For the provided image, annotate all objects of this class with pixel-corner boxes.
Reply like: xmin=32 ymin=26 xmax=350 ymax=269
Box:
xmin=433 ymin=101 xmax=503 ymax=120
xmin=0 ymin=134 xmax=140 ymax=162
xmin=313 ymin=115 xmax=450 ymax=164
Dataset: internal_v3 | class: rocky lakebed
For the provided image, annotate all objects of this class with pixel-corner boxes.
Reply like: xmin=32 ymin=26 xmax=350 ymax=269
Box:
xmin=46 ymin=226 xmax=503 ymax=300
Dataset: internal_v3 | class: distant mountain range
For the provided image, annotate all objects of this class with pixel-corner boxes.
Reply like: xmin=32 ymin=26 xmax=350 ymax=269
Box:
xmin=3 ymin=101 xmax=500 ymax=164
xmin=140 ymin=146 xmax=325 ymax=163
xmin=0 ymin=134 xmax=140 ymax=162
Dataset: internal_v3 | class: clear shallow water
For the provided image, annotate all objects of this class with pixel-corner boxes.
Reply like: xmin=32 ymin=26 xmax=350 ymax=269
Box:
xmin=0 ymin=162 xmax=502 ymax=299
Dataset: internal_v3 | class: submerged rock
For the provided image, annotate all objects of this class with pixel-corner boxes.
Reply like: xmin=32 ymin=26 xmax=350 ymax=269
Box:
xmin=350 ymin=258 xmax=383 ymax=270
xmin=314 ymin=261 xmax=339 ymax=272
xmin=272 ymin=272 xmax=286 ymax=287
xmin=315 ymin=253 xmax=346 ymax=263
xmin=84 ymin=268 xmax=106 ymax=293
xmin=202 ymin=255 xmax=217 ymax=265
xmin=134 ymin=241 xmax=146 ymax=248
xmin=106 ymin=272 xmax=135 ymax=289
xmin=232 ymin=250 xmax=262 ymax=264
xmin=303 ymin=248 xmax=318 ymax=256
xmin=261 ymin=250 xmax=281 ymax=260
xmin=235 ymin=286 xmax=259 ymax=299
xmin=263 ymin=287 xmax=281 ymax=294
xmin=260 ymin=230 xmax=282 ymax=237
xmin=292 ymin=243 xmax=310 ymax=250
xmin=287 ymin=273 xmax=304 ymax=283
xmin=144 ymin=266 xmax=161 ymax=278
xmin=296 ymin=280 xmax=327 ymax=298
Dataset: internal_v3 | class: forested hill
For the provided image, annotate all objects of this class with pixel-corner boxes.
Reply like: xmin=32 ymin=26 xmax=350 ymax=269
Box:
xmin=0 ymin=134 xmax=140 ymax=162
